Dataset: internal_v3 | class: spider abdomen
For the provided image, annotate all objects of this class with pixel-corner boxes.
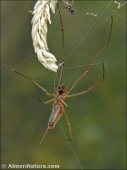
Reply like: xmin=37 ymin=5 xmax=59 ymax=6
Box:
xmin=48 ymin=103 xmax=63 ymax=129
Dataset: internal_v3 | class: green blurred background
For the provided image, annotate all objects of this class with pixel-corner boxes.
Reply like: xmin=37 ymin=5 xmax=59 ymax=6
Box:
xmin=1 ymin=0 xmax=126 ymax=169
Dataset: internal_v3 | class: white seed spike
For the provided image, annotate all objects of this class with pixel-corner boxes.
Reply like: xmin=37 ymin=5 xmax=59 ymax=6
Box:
xmin=50 ymin=0 xmax=57 ymax=14
xmin=31 ymin=0 xmax=58 ymax=72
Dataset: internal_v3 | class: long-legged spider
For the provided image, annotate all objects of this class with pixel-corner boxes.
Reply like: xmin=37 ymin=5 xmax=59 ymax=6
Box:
xmin=2 ymin=3 xmax=113 ymax=154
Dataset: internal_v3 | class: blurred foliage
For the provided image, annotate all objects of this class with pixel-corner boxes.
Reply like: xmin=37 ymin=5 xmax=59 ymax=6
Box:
xmin=1 ymin=0 xmax=126 ymax=169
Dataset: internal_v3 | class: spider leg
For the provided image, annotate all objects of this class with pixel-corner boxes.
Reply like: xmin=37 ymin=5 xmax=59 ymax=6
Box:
xmin=66 ymin=62 xmax=105 ymax=98
xmin=64 ymin=110 xmax=73 ymax=140
xmin=66 ymin=80 xmax=102 ymax=98
xmin=2 ymin=64 xmax=55 ymax=97
xmin=33 ymin=128 xmax=49 ymax=156
xmin=44 ymin=98 xmax=68 ymax=108
xmin=67 ymin=16 xmax=113 ymax=94
xmin=57 ymin=3 xmax=65 ymax=85
xmin=44 ymin=99 xmax=54 ymax=104
xmin=61 ymin=100 xmax=68 ymax=108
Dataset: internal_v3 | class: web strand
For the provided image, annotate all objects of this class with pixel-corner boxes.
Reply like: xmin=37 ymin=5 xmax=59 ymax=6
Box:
xmin=64 ymin=1 xmax=113 ymax=64
xmin=59 ymin=123 xmax=84 ymax=169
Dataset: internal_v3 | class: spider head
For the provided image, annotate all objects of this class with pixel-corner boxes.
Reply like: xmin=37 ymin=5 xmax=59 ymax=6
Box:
xmin=57 ymin=84 xmax=68 ymax=94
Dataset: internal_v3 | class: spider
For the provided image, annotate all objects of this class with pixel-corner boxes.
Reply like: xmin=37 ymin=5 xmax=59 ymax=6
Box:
xmin=2 ymin=3 xmax=113 ymax=154
xmin=65 ymin=5 xmax=75 ymax=15
xmin=63 ymin=0 xmax=75 ymax=15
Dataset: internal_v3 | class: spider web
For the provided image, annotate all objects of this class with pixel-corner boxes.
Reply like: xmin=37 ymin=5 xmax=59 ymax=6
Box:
xmin=1 ymin=1 xmax=126 ymax=169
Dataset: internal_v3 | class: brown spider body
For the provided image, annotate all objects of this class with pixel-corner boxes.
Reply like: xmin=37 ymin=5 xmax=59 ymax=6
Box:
xmin=48 ymin=85 xmax=68 ymax=129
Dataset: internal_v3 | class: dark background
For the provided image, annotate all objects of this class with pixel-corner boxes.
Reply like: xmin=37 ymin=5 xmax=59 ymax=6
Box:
xmin=1 ymin=0 xmax=126 ymax=169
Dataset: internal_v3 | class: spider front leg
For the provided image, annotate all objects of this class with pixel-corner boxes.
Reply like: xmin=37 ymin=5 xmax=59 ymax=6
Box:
xmin=66 ymin=80 xmax=102 ymax=98
xmin=67 ymin=16 xmax=113 ymax=95
xmin=66 ymin=62 xmax=105 ymax=98
xmin=2 ymin=64 xmax=55 ymax=97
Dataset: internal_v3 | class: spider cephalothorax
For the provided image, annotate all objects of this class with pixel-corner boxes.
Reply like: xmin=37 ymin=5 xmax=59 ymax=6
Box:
xmin=57 ymin=84 xmax=68 ymax=94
